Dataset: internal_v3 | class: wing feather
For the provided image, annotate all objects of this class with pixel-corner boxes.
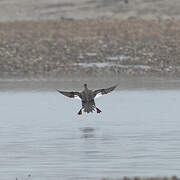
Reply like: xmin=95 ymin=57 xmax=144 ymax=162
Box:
xmin=93 ymin=85 xmax=117 ymax=98
xmin=56 ymin=89 xmax=81 ymax=100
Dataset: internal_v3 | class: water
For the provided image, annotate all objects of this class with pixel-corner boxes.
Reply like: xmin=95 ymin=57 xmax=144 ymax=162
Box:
xmin=77 ymin=62 xmax=151 ymax=70
xmin=1 ymin=82 xmax=180 ymax=180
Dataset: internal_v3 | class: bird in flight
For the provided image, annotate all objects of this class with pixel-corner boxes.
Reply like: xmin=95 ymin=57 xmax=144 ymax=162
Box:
xmin=56 ymin=84 xmax=117 ymax=115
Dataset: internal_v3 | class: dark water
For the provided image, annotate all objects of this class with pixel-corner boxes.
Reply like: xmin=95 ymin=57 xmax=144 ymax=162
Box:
xmin=1 ymin=82 xmax=180 ymax=180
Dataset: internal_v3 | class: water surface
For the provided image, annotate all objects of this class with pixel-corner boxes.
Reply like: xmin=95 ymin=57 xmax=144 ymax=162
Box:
xmin=0 ymin=80 xmax=180 ymax=180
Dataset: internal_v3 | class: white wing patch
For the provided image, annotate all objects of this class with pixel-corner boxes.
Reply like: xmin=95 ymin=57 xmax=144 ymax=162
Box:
xmin=74 ymin=95 xmax=81 ymax=100
xmin=95 ymin=92 xmax=103 ymax=98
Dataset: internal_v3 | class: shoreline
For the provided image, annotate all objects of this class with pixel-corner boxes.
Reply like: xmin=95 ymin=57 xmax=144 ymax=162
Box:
xmin=1 ymin=76 xmax=180 ymax=91
xmin=0 ymin=18 xmax=180 ymax=78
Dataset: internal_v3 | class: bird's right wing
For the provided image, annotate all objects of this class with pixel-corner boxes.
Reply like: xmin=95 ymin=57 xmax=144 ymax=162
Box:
xmin=93 ymin=85 xmax=117 ymax=98
xmin=56 ymin=89 xmax=81 ymax=100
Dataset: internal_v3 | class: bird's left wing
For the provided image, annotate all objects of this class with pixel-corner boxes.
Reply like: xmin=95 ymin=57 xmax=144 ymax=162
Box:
xmin=56 ymin=89 xmax=81 ymax=100
xmin=93 ymin=85 xmax=117 ymax=98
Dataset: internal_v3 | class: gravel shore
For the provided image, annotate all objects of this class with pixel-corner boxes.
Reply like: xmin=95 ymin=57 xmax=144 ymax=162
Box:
xmin=101 ymin=177 xmax=179 ymax=180
xmin=1 ymin=18 xmax=180 ymax=78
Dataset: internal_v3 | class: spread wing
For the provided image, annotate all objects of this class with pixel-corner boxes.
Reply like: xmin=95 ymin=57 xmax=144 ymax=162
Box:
xmin=93 ymin=85 xmax=117 ymax=98
xmin=56 ymin=89 xmax=81 ymax=100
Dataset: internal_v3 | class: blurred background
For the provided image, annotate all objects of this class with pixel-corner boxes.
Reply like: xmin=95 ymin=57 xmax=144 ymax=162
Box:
xmin=1 ymin=0 xmax=180 ymax=80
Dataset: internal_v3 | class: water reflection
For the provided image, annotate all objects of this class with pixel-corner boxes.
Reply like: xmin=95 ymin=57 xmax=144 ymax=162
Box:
xmin=80 ymin=127 xmax=96 ymax=139
xmin=16 ymin=174 xmax=32 ymax=180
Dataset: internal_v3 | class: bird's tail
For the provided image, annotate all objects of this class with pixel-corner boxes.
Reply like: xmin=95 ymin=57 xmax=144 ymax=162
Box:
xmin=83 ymin=101 xmax=96 ymax=113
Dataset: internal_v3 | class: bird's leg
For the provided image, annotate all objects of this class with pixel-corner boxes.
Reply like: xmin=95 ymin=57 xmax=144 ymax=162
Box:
xmin=96 ymin=107 xmax=102 ymax=113
xmin=78 ymin=108 xmax=83 ymax=115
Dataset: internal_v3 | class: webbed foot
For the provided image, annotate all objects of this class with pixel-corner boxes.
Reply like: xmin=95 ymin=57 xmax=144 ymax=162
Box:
xmin=78 ymin=109 xmax=82 ymax=115
xmin=96 ymin=108 xmax=102 ymax=113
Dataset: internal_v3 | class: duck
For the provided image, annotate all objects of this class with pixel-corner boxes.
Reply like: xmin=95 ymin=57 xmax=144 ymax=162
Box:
xmin=56 ymin=84 xmax=117 ymax=115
